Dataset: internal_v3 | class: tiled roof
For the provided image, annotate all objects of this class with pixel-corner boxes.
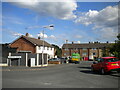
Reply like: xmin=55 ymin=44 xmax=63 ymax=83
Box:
xmin=22 ymin=36 xmax=52 ymax=47
xmin=11 ymin=35 xmax=53 ymax=47
xmin=62 ymin=43 xmax=112 ymax=49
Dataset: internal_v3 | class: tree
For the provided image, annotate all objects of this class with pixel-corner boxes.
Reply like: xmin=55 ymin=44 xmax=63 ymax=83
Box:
xmin=109 ymin=33 xmax=120 ymax=59
xmin=52 ymin=44 xmax=62 ymax=58
xmin=102 ymin=46 xmax=110 ymax=57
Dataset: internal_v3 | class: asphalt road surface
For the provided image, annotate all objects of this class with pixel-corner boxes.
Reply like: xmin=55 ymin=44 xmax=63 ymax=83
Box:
xmin=2 ymin=61 xmax=120 ymax=88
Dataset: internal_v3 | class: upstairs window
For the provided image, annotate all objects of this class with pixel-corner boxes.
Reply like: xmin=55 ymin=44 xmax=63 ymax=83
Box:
xmin=39 ymin=46 xmax=41 ymax=50
xmin=47 ymin=47 xmax=49 ymax=50
xmin=64 ymin=48 xmax=69 ymax=51
xmin=92 ymin=48 xmax=96 ymax=50
xmin=64 ymin=53 xmax=67 ymax=56
xmin=51 ymin=48 xmax=52 ymax=50
xmin=82 ymin=48 xmax=87 ymax=50
xmin=82 ymin=52 xmax=87 ymax=56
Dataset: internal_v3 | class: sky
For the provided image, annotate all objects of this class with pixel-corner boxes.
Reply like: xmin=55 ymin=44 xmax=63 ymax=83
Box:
xmin=1 ymin=1 xmax=119 ymax=47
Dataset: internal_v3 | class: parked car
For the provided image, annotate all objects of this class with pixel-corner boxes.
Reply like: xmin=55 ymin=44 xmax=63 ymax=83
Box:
xmin=59 ymin=57 xmax=68 ymax=63
xmin=48 ymin=58 xmax=60 ymax=61
xmin=91 ymin=57 xmax=120 ymax=74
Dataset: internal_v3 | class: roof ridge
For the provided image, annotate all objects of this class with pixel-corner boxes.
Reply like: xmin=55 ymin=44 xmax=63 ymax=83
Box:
xmin=22 ymin=35 xmax=52 ymax=47
xmin=23 ymin=35 xmax=40 ymax=40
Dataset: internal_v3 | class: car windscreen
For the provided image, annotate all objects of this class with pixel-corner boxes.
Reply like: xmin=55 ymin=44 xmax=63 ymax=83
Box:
xmin=106 ymin=58 xmax=119 ymax=62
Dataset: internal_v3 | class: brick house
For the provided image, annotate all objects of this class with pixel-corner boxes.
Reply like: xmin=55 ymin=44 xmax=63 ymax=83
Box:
xmin=62 ymin=42 xmax=112 ymax=60
xmin=10 ymin=33 xmax=54 ymax=59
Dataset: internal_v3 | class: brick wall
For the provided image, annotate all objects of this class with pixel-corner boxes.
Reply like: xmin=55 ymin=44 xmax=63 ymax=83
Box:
xmin=10 ymin=37 xmax=36 ymax=53
xmin=62 ymin=48 xmax=103 ymax=59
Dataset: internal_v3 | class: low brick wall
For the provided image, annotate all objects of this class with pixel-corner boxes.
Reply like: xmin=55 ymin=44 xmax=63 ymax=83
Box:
xmin=48 ymin=61 xmax=61 ymax=64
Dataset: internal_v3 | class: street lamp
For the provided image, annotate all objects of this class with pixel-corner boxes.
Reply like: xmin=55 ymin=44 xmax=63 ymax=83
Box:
xmin=41 ymin=25 xmax=54 ymax=66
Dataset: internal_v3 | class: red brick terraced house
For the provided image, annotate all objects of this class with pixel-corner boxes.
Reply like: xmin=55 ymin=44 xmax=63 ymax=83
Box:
xmin=62 ymin=42 xmax=113 ymax=60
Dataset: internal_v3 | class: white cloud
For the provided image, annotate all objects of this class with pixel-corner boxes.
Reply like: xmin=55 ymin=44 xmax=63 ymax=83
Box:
xmin=75 ymin=5 xmax=118 ymax=41
xmin=77 ymin=41 xmax=80 ymax=43
xmin=49 ymin=35 xmax=55 ymax=39
xmin=3 ymin=16 xmax=25 ymax=25
xmin=9 ymin=30 xmax=23 ymax=38
xmin=38 ymin=32 xmax=48 ymax=38
xmin=95 ymin=27 xmax=118 ymax=40
xmin=2 ymin=28 xmax=23 ymax=38
xmin=74 ymin=35 xmax=82 ymax=39
xmin=12 ymin=33 xmax=22 ymax=37
xmin=11 ymin=0 xmax=77 ymax=20
xmin=26 ymin=25 xmax=41 ymax=29
xmin=28 ymin=33 xmax=33 ymax=37
xmin=75 ymin=6 xmax=118 ymax=27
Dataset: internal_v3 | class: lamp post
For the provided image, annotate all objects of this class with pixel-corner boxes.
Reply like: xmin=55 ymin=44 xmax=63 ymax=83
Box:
xmin=42 ymin=29 xmax=44 ymax=66
xmin=41 ymin=25 xmax=54 ymax=66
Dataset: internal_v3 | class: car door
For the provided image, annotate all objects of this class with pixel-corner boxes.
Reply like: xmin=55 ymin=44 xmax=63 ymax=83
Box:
xmin=93 ymin=58 xmax=103 ymax=70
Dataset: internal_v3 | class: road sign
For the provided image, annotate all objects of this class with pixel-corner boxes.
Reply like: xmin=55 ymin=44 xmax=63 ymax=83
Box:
xmin=8 ymin=56 xmax=22 ymax=59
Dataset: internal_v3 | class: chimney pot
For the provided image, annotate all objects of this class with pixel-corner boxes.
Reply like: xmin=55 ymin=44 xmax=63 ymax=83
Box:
xmin=38 ymin=37 xmax=40 ymax=39
xmin=25 ymin=33 xmax=29 ymax=37
xmin=66 ymin=40 xmax=68 ymax=43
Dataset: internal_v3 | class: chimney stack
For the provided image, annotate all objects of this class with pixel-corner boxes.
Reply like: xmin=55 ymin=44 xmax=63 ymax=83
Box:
xmin=72 ymin=41 xmax=74 ymax=44
xmin=66 ymin=40 xmax=68 ymax=43
xmin=38 ymin=36 xmax=40 ymax=40
xmin=106 ymin=41 xmax=109 ymax=43
xmin=25 ymin=33 xmax=29 ymax=37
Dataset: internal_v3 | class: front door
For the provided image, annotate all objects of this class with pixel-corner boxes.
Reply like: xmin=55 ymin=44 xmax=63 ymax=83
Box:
xmin=11 ymin=59 xmax=19 ymax=66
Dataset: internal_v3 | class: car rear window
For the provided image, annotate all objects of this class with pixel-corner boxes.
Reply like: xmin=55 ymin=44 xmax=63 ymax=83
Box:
xmin=106 ymin=58 xmax=119 ymax=62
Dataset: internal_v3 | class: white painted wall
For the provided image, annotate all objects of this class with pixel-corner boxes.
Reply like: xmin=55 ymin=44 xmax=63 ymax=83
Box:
xmin=36 ymin=46 xmax=54 ymax=58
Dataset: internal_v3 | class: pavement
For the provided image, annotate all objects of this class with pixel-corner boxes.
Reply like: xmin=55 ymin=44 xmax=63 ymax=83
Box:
xmin=2 ymin=61 xmax=120 ymax=88
xmin=1 ymin=64 xmax=60 ymax=71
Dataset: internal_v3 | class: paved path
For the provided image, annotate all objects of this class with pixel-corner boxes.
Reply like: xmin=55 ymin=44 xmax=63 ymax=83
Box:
xmin=1 ymin=64 xmax=57 ymax=71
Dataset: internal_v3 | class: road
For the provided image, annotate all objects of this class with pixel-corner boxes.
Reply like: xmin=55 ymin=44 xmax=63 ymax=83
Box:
xmin=2 ymin=61 xmax=119 ymax=88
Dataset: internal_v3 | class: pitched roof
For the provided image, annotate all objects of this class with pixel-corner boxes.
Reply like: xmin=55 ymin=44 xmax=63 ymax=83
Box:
xmin=62 ymin=43 xmax=112 ymax=49
xmin=11 ymin=35 xmax=53 ymax=47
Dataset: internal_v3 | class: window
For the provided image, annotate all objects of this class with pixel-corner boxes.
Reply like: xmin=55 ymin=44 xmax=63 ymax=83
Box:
xmin=82 ymin=48 xmax=87 ymax=50
xmin=82 ymin=52 xmax=87 ymax=56
xmin=99 ymin=58 xmax=104 ymax=62
xmin=49 ymin=47 xmax=50 ymax=50
xmin=106 ymin=58 xmax=119 ymax=62
xmin=92 ymin=48 xmax=96 ymax=50
xmin=47 ymin=47 xmax=49 ymax=50
xmin=64 ymin=48 xmax=69 ymax=51
xmin=72 ymin=48 xmax=78 ymax=51
xmin=75 ymin=48 xmax=78 ymax=50
xmin=39 ymin=46 xmax=41 ymax=50
xmin=44 ymin=47 xmax=46 ymax=50
xmin=64 ymin=53 xmax=67 ymax=56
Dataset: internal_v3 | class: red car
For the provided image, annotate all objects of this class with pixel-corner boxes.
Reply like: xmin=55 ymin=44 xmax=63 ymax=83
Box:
xmin=91 ymin=57 xmax=120 ymax=74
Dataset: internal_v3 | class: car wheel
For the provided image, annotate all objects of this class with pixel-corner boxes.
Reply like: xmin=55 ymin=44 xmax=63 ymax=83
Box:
xmin=100 ymin=68 xmax=105 ymax=75
xmin=117 ymin=70 xmax=120 ymax=73
xmin=75 ymin=61 xmax=78 ymax=64
xmin=91 ymin=66 xmax=95 ymax=72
